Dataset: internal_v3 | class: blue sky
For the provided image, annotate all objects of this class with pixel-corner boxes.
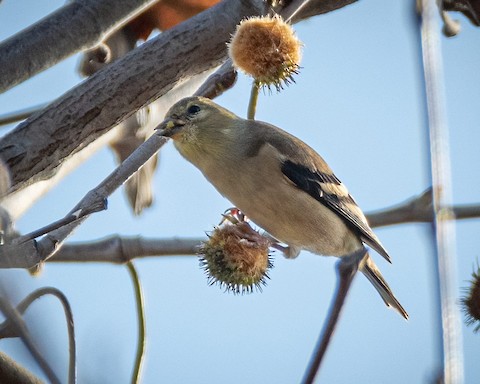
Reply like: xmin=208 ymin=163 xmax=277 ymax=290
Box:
xmin=1 ymin=1 xmax=479 ymax=383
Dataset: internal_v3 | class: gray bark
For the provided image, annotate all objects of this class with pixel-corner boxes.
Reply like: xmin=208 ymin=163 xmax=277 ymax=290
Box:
xmin=0 ymin=0 xmax=159 ymax=92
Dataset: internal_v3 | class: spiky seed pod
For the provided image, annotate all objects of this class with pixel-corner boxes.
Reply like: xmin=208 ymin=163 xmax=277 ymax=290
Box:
xmin=199 ymin=220 xmax=273 ymax=294
xmin=461 ymin=264 xmax=480 ymax=332
xmin=228 ymin=15 xmax=302 ymax=91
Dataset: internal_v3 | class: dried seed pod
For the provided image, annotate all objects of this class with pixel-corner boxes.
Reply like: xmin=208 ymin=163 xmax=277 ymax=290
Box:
xmin=228 ymin=15 xmax=302 ymax=91
xmin=199 ymin=219 xmax=273 ymax=294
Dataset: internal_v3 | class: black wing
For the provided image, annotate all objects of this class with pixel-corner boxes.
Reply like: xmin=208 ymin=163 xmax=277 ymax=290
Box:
xmin=281 ymin=159 xmax=391 ymax=263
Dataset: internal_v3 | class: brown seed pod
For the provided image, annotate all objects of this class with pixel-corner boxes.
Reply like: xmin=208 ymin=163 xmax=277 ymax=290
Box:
xmin=228 ymin=15 xmax=302 ymax=91
xmin=199 ymin=219 xmax=273 ymax=294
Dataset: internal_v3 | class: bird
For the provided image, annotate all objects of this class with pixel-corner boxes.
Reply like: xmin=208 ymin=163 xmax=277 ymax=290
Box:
xmin=156 ymin=96 xmax=408 ymax=319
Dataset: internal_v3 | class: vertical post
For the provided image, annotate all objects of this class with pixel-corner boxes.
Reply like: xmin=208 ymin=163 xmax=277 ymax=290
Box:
xmin=417 ymin=1 xmax=464 ymax=382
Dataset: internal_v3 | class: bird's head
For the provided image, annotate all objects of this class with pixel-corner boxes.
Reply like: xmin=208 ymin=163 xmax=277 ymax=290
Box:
xmin=156 ymin=96 xmax=239 ymax=161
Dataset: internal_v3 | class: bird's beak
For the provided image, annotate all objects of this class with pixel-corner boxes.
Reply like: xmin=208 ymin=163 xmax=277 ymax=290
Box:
xmin=155 ymin=117 xmax=186 ymax=138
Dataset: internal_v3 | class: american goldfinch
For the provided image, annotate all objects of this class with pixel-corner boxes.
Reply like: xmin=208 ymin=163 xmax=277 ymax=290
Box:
xmin=156 ymin=96 xmax=408 ymax=319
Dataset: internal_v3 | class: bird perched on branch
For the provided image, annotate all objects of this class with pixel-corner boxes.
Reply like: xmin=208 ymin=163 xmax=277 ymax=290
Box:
xmin=156 ymin=96 xmax=408 ymax=319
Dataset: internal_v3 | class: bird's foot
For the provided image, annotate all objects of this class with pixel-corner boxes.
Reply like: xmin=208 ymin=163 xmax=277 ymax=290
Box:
xmin=271 ymin=243 xmax=301 ymax=259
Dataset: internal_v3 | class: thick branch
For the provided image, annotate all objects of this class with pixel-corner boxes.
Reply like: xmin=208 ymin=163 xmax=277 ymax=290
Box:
xmin=0 ymin=0 xmax=159 ymax=93
xmin=0 ymin=351 xmax=43 ymax=384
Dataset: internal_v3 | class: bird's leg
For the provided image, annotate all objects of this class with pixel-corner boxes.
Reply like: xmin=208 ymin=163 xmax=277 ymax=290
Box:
xmin=219 ymin=207 xmax=245 ymax=225
xmin=302 ymin=247 xmax=368 ymax=384
xmin=271 ymin=243 xmax=301 ymax=259
xmin=220 ymin=209 xmax=301 ymax=258
xmin=261 ymin=232 xmax=301 ymax=258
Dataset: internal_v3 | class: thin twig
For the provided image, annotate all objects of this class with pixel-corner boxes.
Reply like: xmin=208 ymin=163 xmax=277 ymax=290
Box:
xmin=0 ymin=287 xmax=77 ymax=384
xmin=281 ymin=0 xmax=357 ymax=23
xmin=247 ymin=81 xmax=260 ymax=120
xmin=302 ymin=249 xmax=366 ymax=383
xmin=0 ymin=104 xmax=47 ymax=127
xmin=127 ymin=262 xmax=147 ymax=384
xmin=193 ymin=59 xmax=237 ymax=99
xmin=0 ymin=295 xmax=61 ymax=384
xmin=366 ymin=188 xmax=480 ymax=227
xmin=0 ymin=0 xmax=159 ymax=93
xmin=49 ymin=236 xmax=201 ymax=263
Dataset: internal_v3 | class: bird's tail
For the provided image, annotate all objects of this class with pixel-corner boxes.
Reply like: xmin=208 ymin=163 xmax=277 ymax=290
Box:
xmin=360 ymin=254 xmax=408 ymax=320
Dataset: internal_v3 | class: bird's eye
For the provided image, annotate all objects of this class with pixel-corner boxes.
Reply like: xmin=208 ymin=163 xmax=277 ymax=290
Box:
xmin=187 ymin=105 xmax=201 ymax=115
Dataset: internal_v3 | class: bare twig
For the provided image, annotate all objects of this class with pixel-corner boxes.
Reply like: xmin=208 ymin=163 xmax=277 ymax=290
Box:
xmin=302 ymin=249 xmax=366 ymax=384
xmin=283 ymin=0 xmax=314 ymax=22
xmin=127 ymin=262 xmax=146 ymax=384
xmin=0 ymin=288 xmax=76 ymax=384
xmin=0 ymin=0 xmax=160 ymax=93
xmin=50 ymin=236 xmax=201 ymax=263
xmin=0 ymin=133 xmax=166 ymax=268
xmin=366 ymin=188 xmax=480 ymax=227
xmin=0 ymin=295 xmax=61 ymax=384
xmin=193 ymin=59 xmax=237 ymax=99
xmin=0 ymin=104 xmax=47 ymax=127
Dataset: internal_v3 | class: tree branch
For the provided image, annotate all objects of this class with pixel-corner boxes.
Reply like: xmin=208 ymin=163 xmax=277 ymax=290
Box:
xmin=367 ymin=189 xmax=480 ymax=227
xmin=0 ymin=288 xmax=76 ymax=384
xmin=0 ymin=0 xmax=160 ymax=93
xmin=49 ymin=236 xmax=201 ymax=263
xmin=0 ymin=351 xmax=43 ymax=384
xmin=0 ymin=296 xmax=60 ymax=384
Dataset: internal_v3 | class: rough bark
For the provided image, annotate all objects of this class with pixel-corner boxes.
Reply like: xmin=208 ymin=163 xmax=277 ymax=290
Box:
xmin=0 ymin=0 xmax=160 ymax=93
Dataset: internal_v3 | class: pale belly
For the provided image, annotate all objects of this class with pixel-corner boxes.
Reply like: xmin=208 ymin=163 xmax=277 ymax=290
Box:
xmin=202 ymin=158 xmax=362 ymax=258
